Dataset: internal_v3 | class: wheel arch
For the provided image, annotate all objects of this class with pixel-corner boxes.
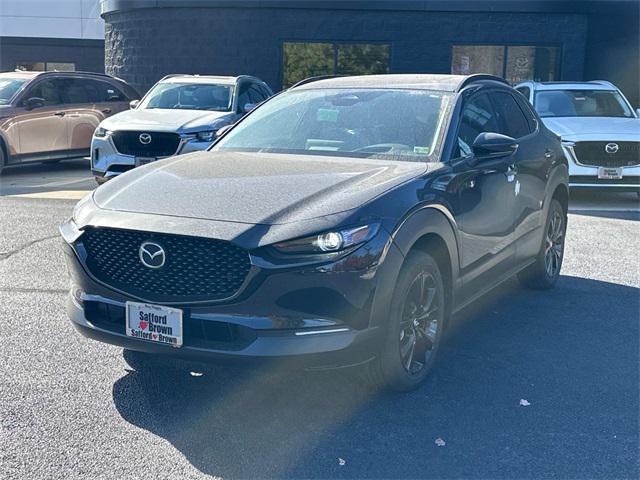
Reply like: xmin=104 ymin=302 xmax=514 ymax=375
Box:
xmin=370 ymin=206 xmax=461 ymax=331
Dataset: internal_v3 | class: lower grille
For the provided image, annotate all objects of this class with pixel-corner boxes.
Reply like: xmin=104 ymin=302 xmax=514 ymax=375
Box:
xmin=111 ymin=131 xmax=181 ymax=157
xmin=573 ymin=141 xmax=640 ymax=168
xmin=84 ymin=301 xmax=255 ymax=350
xmin=80 ymin=228 xmax=251 ymax=302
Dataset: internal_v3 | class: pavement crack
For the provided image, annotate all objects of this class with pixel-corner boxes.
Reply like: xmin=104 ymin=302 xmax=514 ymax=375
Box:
xmin=0 ymin=234 xmax=58 ymax=261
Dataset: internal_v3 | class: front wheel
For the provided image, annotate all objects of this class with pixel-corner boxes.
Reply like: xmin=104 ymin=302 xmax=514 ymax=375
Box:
xmin=518 ymin=198 xmax=566 ymax=290
xmin=368 ymin=251 xmax=445 ymax=392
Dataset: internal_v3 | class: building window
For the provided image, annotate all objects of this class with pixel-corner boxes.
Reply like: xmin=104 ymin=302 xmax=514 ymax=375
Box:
xmin=283 ymin=42 xmax=390 ymax=88
xmin=16 ymin=61 xmax=75 ymax=72
xmin=452 ymin=45 xmax=559 ymax=84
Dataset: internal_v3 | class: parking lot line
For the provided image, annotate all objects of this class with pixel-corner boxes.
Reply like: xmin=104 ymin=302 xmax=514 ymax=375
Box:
xmin=9 ymin=190 xmax=91 ymax=200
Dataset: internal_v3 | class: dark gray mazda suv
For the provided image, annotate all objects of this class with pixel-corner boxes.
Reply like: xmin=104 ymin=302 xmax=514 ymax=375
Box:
xmin=61 ymin=74 xmax=568 ymax=391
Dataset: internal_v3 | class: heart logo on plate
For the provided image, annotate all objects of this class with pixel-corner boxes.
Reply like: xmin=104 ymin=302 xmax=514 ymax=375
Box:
xmin=139 ymin=320 xmax=148 ymax=330
xmin=152 ymin=334 xmax=157 ymax=339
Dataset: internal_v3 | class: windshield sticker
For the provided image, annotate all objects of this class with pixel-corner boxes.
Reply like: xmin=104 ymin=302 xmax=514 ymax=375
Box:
xmin=317 ymin=108 xmax=339 ymax=123
xmin=414 ymin=146 xmax=430 ymax=155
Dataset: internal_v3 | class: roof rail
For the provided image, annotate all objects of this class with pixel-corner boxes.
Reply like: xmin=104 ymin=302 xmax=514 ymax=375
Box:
xmin=456 ymin=74 xmax=510 ymax=92
xmin=588 ymin=80 xmax=616 ymax=88
xmin=32 ymin=70 xmax=117 ymax=79
xmin=289 ymin=75 xmax=344 ymax=89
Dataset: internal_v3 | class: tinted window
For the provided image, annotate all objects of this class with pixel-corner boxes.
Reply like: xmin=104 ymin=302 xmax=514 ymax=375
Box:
xmin=90 ymin=80 xmax=127 ymax=102
xmin=237 ymin=83 xmax=251 ymax=110
xmin=59 ymin=78 xmax=92 ymax=104
xmin=456 ymin=93 xmax=498 ymax=157
xmin=25 ymin=79 xmax=62 ymax=106
xmin=248 ymin=85 xmax=265 ymax=104
xmin=516 ymin=86 xmax=531 ymax=100
xmin=515 ymin=94 xmax=538 ymax=133
xmin=491 ymin=91 xmax=531 ymax=138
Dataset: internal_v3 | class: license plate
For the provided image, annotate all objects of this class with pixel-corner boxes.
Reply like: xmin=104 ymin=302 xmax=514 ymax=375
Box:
xmin=598 ymin=167 xmax=623 ymax=180
xmin=126 ymin=302 xmax=183 ymax=347
xmin=136 ymin=157 xmax=156 ymax=166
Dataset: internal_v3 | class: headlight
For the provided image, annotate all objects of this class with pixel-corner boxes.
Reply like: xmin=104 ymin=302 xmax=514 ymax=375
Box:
xmin=196 ymin=130 xmax=215 ymax=142
xmin=273 ymin=224 xmax=379 ymax=255
xmin=94 ymin=127 xmax=112 ymax=138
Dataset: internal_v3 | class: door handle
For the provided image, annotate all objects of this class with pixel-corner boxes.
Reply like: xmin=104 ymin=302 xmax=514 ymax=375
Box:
xmin=101 ymin=108 xmax=112 ymax=115
xmin=53 ymin=111 xmax=65 ymax=117
xmin=544 ymin=149 xmax=554 ymax=159
xmin=505 ymin=164 xmax=517 ymax=182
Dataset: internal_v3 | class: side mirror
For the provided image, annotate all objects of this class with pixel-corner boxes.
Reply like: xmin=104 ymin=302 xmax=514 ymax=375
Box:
xmin=471 ymin=132 xmax=518 ymax=163
xmin=242 ymin=103 xmax=256 ymax=114
xmin=129 ymin=99 xmax=140 ymax=109
xmin=215 ymin=124 xmax=233 ymax=138
xmin=25 ymin=97 xmax=45 ymax=110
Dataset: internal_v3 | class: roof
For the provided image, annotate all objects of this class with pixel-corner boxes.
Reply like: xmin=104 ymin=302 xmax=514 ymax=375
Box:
xmin=293 ymin=74 xmax=508 ymax=92
xmin=159 ymin=74 xmax=245 ymax=85
xmin=0 ymin=70 xmax=42 ymax=80
xmin=528 ymin=81 xmax=619 ymax=91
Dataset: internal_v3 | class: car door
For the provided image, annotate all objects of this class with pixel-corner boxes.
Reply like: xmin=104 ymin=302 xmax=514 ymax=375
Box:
xmin=449 ymin=91 xmax=519 ymax=303
xmin=58 ymin=77 xmax=104 ymax=156
xmin=15 ymin=78 xmax=68 ymax=160
xmin=492 ymin=91 xmax=555 ymax=263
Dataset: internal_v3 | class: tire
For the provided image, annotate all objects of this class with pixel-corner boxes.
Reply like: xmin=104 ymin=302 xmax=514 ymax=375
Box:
xmin=518 ymin=198 xmax=566 ymax=290
xmin=368 ymin=251 xmax=446 ymax=392
xmin=0 ymin=144 xmax=5 ymax=176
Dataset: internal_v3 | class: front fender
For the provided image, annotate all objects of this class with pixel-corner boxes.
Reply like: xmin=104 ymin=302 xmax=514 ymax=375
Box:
xmin=368 ymin=205 xmax=461 ymax=329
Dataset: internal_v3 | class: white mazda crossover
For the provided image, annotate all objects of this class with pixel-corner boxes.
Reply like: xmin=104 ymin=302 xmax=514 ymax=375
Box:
xmin=90 ymin=74 xmax=273 ymax=184
xmin=516 ymin=80 xmax=639 ymax=194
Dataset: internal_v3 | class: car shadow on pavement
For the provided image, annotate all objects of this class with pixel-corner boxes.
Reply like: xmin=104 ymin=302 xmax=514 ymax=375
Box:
xmin=112 ymin=275 xmax=639 ymax=479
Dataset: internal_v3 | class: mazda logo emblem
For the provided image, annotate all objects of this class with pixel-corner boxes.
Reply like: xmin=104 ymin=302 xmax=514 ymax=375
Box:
xmin=604 ymin=143 xmax=619 ymax=154
xmin=139 ymin=242 xmax=165 ymax=269
xmin=139 ymin=133 xmax=152 ymax=145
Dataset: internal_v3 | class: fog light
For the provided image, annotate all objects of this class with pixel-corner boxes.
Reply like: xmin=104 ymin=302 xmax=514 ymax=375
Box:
xmin=71 ymin=286 xmax=84 ymax=302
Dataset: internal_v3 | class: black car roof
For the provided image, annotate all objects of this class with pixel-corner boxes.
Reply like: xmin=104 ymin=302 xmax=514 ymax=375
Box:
xmin=292 ymin=74 xmax=509 ymax=92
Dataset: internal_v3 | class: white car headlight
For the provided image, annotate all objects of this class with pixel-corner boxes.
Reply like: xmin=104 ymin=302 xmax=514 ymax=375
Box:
xmin=196 ymin=130 xmax=216 ymax=142
xmin=94 ymin=126 xmax=112 ymax=138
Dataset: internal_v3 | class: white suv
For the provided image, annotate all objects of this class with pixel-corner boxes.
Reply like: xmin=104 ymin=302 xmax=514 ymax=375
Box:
xmin=91 ymin=74 xmax=273 ymax=184
xmin=515 ymin=81 xmax=639 ymax=194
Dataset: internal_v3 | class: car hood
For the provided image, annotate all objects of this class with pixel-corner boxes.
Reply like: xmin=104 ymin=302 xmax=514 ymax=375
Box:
xmin=101 ymin=108 xmax=233 ymax=132
xmin=542 ymin=116 xmax=640 ymax=140
xmin=93 ymin=151 xmax=430 ymax=225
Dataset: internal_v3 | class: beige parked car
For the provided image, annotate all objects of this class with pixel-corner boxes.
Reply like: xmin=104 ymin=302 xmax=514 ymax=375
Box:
xmin=0 ymin=70 xmax=139 ymax=174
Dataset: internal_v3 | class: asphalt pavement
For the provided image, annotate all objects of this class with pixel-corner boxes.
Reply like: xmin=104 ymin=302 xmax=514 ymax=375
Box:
xmin=0 ymin=160 xmax=638 ymax=479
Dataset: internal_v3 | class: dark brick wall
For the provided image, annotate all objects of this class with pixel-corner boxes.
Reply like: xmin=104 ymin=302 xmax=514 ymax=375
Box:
xmin=104 ymin=7 xmax=588 ymax=95
xmin=0 ymin=37 xmax=104 ymax=73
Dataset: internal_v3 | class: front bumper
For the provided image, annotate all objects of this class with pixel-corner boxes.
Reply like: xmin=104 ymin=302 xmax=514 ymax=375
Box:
xmin=61 ymin=224 xmax=401 ymax=369
xmin=91 ymin=133 xmax=213 ymax=181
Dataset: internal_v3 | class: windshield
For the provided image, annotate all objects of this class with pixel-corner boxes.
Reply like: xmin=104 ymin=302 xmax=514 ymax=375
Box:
xmin=0 ymin=78 xmax=27 ymax=105
xmin=534 ymin=89 xmax=634 ymax=118
xmin=214 ymin=88 xmax=450 ymax=161
xmin=140 ymin=82 xmax=233 ymax=111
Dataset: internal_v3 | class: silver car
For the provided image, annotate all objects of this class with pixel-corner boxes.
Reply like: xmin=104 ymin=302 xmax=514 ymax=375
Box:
xmin=90 ymin=74 xmax=273 ymax=184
